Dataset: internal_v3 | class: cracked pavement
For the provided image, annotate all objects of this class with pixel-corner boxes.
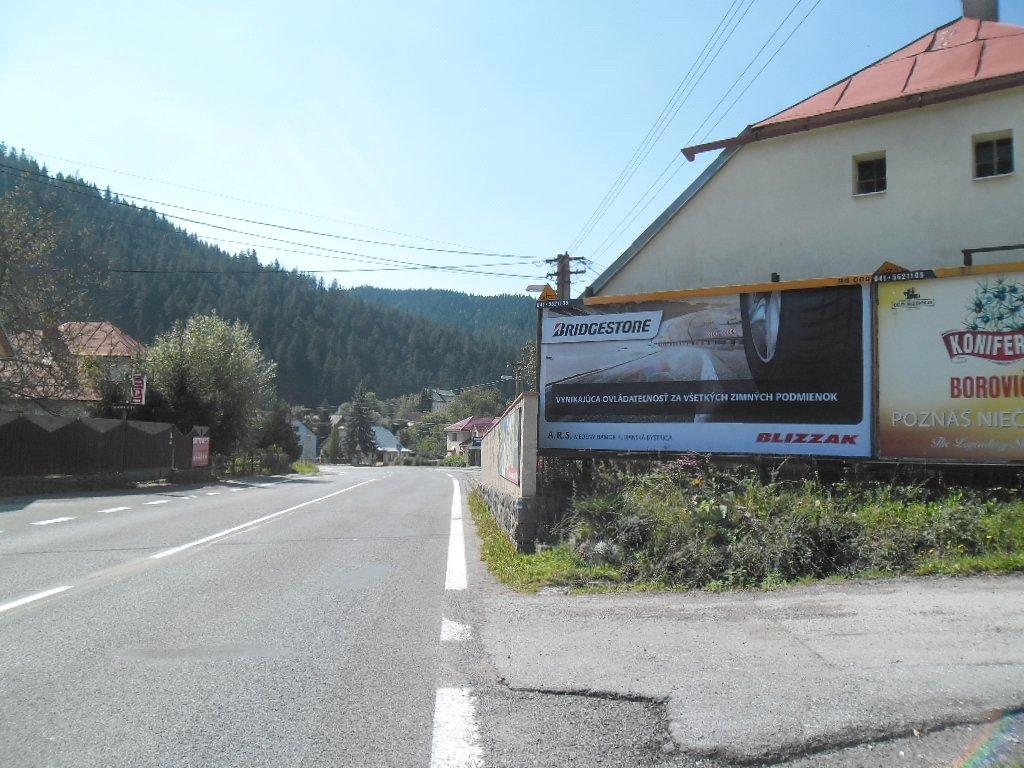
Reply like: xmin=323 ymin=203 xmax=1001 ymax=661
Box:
xmin=471 ymin=543 xmax=1024 ymax=766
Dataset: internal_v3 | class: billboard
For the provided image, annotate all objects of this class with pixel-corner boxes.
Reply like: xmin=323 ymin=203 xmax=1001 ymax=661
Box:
xmin=495 ymin=403 xmax=522 ymax=485
xmin=539 ymin=284 xmax=872 ymax=456
xmin=877 ymin=271 xmax=1024 ymax=462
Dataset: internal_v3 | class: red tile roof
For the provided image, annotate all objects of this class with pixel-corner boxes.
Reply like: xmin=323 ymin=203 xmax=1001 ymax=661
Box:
xmin=755 ymin=17 xmax=1024 ymax=129
xmin=58 ymin=322 xmax=146 ymax=357
xmin=683 ymin=16 xmax=1024 ymax=160
xmin=444 ymin=415 xmax=500 ymax=435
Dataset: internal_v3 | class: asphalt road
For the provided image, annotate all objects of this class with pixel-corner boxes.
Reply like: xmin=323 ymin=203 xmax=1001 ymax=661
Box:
xmin=3 ymin=468 xmax=1022 ymax=768
xmin=0 ymin=466 xmax=479 ymax=767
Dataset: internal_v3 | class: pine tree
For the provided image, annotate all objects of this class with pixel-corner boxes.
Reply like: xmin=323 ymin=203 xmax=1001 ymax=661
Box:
xmin=343 ymin=384 xmax=377 ymax=463
xmin=322 ymin=427 xmax=343 ymax=463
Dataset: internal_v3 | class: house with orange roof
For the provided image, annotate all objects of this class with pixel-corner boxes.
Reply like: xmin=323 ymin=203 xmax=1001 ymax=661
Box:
xmin=588 ymin=0 xmax=1024 ymax=297
xmin=444 ymin=415 xmax=500 ymax=465
xmin=0 ymin=321 xmax=147 ymax=415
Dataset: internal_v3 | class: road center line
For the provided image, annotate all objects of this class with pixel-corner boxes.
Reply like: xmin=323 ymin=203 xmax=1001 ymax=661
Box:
xmin=429 ymin=687 xmax=483 ymax=768
xmin=445 ymin=478 xmax=467 ymax=590
xmin=97 ymin=506 xmax=130 ymax=514
xmin=206 ymin=492 xmax=221 ymax=496
xmin=144 ymin=500 xmax=170 ymax=506
xmin=31 ymin=517 xmax=75 ymax=526
xmin=0 ymin=586 xmax=73 ymax=614
xmin=150 ymin=478 xmax=378 ymax=560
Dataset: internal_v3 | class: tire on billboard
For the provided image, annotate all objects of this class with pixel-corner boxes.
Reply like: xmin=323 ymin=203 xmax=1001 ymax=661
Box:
xmin=539 ymin=284 xmax=871 ymax=456
xmin=877 ymin=271 xmax=1024 ymax=462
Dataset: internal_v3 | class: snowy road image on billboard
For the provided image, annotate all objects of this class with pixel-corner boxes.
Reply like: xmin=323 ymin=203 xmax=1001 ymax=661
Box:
xmin=539 ymin=284 xmax=871 ymax=456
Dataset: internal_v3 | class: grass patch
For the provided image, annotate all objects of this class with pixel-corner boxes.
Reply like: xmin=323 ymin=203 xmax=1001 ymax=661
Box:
xmin=290 ymin=460 xmax=319 ymax=475
xmin=469 ymin=490 xmax=620 ymax=592
xmin=492 ymin=457 xmax=1024 ymax=593
xmin=914 ymin=552 xmax=1024 ymax=576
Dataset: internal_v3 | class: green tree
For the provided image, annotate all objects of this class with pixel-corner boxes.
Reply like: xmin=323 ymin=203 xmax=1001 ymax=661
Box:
xmin=512 ymin=340 xmax=537 ymax=393
xmin=448 ymin=386 xmax=506 ymax=421
xmin=398 ymin=410 xmax=449 ymax=459
xmin=0 ymin=188 xmax=93 ymax=405
xmin=322 ymin=427 xmax=344 ymax=463
xmin=256 ymin=400 xmax=301 ymax=460
xmin=146 ymin=313 xmax=276 ymax=453
xmin=343 ymin=384 xmax=377 ymax=461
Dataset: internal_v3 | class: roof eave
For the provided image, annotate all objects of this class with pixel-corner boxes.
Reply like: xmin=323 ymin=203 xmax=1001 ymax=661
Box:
xmin=684 ymin=72 xmax=1024 ymax=160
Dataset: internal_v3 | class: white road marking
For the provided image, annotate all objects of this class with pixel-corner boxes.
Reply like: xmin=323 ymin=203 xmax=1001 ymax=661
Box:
xmin=206 ymin=492 xmax=221 ymax=496
xmin=445 ymin=478 xmax=467 ymax=590
xmin=30 ymin=517 xmax=75 ymax=526
xmin=0 ymin=586 xmax=72 ymax=614
xmin=440 ymin=617 xmax=472 ymax=642
xmin=97 ymin=506 xmax=130 ymax=514
xmin=150 ymin=478 xmax=377 ymax=560
xmin=144 ymin=500 xmax=170 ymax=506
xmin=230 ymin=488 xmax=244 ymax=493
xmin=185 ymin=495 xmax=198 ymax=499
xmin=429 ymin=687 xmax=483 ymax=768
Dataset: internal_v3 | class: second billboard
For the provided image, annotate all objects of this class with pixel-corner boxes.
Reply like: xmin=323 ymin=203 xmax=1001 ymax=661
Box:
xmin=877 ymin=270 xmax=1024 ymax=462
xmin=539 ymin=284 xmax=872 ymax=456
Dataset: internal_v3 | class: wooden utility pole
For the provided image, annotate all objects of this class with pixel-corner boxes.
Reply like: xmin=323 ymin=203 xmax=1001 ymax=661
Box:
xmin=545 ymin=252 xmax=587 ymax=300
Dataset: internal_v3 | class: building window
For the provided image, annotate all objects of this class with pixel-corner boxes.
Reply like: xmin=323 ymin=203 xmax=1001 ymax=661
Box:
xmin=854 ymin=154 xmax=886 ymax=195
xmin=974 ymin=133 xmax=1014 ymax=178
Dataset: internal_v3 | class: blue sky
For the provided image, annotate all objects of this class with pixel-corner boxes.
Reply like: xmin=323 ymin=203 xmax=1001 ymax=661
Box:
xmin=2 ymin=0 xmax=1021 ymax=297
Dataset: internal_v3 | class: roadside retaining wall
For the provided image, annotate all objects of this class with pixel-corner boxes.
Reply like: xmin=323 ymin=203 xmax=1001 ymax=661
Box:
xmin=479 ymin=393 xmax=561 ymax=551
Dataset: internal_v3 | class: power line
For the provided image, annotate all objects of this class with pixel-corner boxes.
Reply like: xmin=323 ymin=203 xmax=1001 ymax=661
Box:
xmin=588 ymin=156 xmax=687 ymax=265
xmin=682 ymin=0 xmax=808 ymax=147
xmin=15 ymin=147 xmax=481 ymax=249
xmin=587 ymin=0 xmax=822 ymax=268
xmin=567 ymin=0 xmax=756 ymax=253
xmin=0 ymin=160 xmax=534 ymax=260
xmin=0 ymin=165 xmax=542 ymax=279
xmin=566 ymin=0 xmax=745 ymax=253
xmin=697 ymin=0 xmax=824 ymax=144
xmin=34 ymin=264 xmax=546 ymax=279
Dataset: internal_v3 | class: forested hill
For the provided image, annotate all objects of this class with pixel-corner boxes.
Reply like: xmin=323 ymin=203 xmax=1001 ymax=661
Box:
xmin=348 ymin=286 xmax=535 ymax=345
xmin=0 ymin=146 xmax=518 ymax=405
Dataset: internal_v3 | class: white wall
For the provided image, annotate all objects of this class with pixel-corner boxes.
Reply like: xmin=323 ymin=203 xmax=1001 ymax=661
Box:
xmin=599 ymin=87 xmax=1024 ymax=296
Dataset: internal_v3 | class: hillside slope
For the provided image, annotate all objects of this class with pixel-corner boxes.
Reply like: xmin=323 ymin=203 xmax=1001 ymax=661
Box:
xmin=0 ymin=146 xmax=517 ymax=404
xmin=348 ymin=286 xmax=535 ymax=345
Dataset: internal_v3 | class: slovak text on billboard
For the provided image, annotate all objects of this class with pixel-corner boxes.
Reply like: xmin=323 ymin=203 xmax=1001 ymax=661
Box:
xmin=538 ymin=285 xmax=871 ymax=456
xmin=877 ymin=271 xmax=1024 ymax=462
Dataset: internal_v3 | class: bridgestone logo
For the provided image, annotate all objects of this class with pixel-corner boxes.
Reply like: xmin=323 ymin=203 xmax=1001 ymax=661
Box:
xmin=552 ymin=319 xmax=653 ymax=338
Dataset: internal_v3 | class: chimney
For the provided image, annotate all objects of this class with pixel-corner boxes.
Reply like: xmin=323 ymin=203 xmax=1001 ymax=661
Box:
xmin=962 ymin=0 xmax=998 ymax=21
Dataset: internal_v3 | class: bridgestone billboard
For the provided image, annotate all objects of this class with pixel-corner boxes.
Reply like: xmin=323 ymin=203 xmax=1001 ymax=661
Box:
xmin=877 ymin=270 xmax=1024 ymax=462
xmin=539 ymin=284 xmax=872 ymax=456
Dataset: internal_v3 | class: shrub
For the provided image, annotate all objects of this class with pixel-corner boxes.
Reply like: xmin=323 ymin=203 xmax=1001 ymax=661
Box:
xmin=442 ymin=453 xmax=468 ymax=467
xmin=559 ymin=457 xmax=1024 ymax=589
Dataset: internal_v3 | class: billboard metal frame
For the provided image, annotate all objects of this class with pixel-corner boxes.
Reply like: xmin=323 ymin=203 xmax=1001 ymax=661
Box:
xmin=536 ymin=258 xmax=1024 ymax=466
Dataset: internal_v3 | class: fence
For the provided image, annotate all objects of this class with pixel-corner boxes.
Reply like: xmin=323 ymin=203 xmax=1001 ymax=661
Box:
xmin=0 ymin=413 xmax=195 ymax=477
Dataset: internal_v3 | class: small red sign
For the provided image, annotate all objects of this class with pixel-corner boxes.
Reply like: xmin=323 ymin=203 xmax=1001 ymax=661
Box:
xmin=129 ymin=373 xmax=147 ymax=405
xmin=192 ymin=436 xmax=210 ymax=468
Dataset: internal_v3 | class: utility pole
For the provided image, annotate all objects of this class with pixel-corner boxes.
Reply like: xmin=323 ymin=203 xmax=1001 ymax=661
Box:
xmin=545 ymin=252 xmax=587 ymax=300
